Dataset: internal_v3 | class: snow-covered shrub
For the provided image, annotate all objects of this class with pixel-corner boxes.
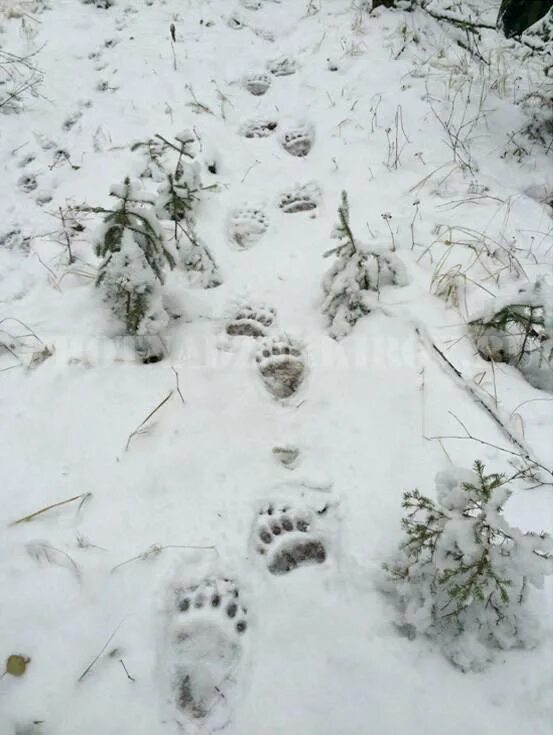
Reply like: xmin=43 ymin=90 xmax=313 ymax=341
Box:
xmin=322 ymin=191 xmax=407 ymax=339
xmin=155 ymin=131 xmax=202 ymax=226
xmin=468 ymin=280 xmax=553 ymax=392
xmin=132 ymin=131 xmax=220 ymax=287
xmin=152 ymin=131 xmax=221 ymax=289
xmin=93 ymin=178 xmax=174 ymax=363
xmin=384 ymin=461 xmax=553 ymax=671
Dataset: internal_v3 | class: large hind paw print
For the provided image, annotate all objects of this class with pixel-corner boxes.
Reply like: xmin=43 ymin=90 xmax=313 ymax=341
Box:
xmin=281 ymin=124 xmax=314 ymax=157
xmin=228 ymin=205 xmax=269 ymax=248
xmin=256 ymin=335 xmax=305 ymax=398
xmin=240 ymin=118 xmax=278 ymax=138
xmin=167 ymin=577 xmax=247 ymax=722
xmin=254 ymin=503 xmax=327 ymax=575
xmin=226 ymin=303 xmax=276 ymax=338
xmin=279 ymin=183 xmax=320 ymax=214
xmin=243 ymin=72 xmax=272 ymax=96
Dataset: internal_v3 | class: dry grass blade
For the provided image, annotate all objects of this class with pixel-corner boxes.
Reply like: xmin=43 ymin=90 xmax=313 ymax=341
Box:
xmin=125 ymin=390 xmax=174 ymax=451
xmin=78 ymin=621 xmax=125 ymax=683
xmin=110 ymin=543 xmax=216 ymax=574
xmin=9 ymin=492 xmax=92 ymax=527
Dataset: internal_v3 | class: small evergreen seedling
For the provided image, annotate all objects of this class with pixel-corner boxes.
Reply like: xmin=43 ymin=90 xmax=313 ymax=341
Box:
xmin=155 ymin=132 xmax=202 ymax=226
xmin=150 ymin=131 xmax=221 ymax=288
xmin=92 ymin=178 xmax=174 ymax=362
xmin=322 ymin=191 xmax=406 ymax=338
xmin=384 ymin=461 xmax=553 ymax=671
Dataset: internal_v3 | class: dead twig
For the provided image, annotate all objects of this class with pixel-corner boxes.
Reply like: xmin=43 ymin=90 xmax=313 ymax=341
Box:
xmin=415 ymin=325 xmax=553 ymax=480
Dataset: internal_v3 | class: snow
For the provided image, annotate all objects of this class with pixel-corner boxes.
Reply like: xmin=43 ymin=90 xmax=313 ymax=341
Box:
xmin=0 ymin=0 xmax=552 ymax=733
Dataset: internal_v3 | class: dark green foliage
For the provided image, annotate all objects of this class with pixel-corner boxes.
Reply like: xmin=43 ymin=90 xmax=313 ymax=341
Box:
xmin=498 ymin=0 xmax=553 ymax=38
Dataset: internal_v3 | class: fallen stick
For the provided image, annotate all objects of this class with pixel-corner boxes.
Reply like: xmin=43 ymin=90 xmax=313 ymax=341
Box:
xmin=414 ymin=325 xmax=553 ymax=479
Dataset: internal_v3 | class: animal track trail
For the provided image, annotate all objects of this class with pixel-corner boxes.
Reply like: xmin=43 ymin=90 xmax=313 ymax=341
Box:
xmin=164 ymin=577 xmax=248 ymax=725
xmin=256 ymin=334 xmax=305 ymax=398
xmin=253 ymin=502 xmax=329 ymax=575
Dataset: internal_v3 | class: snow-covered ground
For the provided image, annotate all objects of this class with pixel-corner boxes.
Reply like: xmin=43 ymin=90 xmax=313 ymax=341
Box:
xmin=1 ymin=1 xmax=552 ymax=733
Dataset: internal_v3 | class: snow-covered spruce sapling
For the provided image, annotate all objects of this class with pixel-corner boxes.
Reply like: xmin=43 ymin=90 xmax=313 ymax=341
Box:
xmin=155 ymin=131 xmax=201 ymax=225
xmin=92 ymin=178 xmax=175 ymax=363
xmin=322 ymin=191 xmax=406 ymax=339
xmin=153 ymin=131 xmax=221 ymax=288
xmin=468 ymin=280 xmax=553 ymax=392
xmin=384 ymin=461 xmax=553 ymax=671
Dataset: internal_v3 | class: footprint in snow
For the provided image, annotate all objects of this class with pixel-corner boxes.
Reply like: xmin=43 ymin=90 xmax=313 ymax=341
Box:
xmin=256 ymin=334 xmax=305 ymax=398
xmin=267 ymin=55 xmax=297 ymax=76
xmin=17 ymin=173 xmax=38 ymax=193
xmin=281 ymin=123 xmax=315 ymax=158
xmin=166 ymin=577 xmax=248 ymax=723
xmin=240 ymin=118 xmax=278 ymax=138
xmin=243 ymin=72 xmax=272 ymax=96
xmin=228 ymin=205 xmax=269 ymax=248
xmin=226 ymin=302 xmax=276 ymax=338
xmin=253 ymin=501 xmax=329 ymax=574
xmin=278 ymin=183 xmax=320 ymax=214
